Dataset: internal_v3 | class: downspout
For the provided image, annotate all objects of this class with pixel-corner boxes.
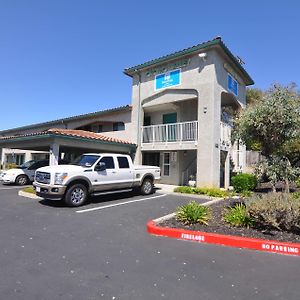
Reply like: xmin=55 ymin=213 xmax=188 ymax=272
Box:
xmin=136 ymin=71 xmax=142 ymax=163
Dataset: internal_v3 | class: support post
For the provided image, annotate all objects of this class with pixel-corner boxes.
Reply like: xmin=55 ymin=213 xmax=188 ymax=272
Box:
xmin=49 ymin=143 xmax=60 ymax=166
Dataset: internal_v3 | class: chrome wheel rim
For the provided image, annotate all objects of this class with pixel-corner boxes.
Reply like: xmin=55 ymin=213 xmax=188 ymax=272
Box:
xmin=143 ymin=181 xmax=152 ymax=194
xmin=18 ymin=176 xmax=27 ymax=185
xmin=71 ymin=188 xmax=85 ymax=204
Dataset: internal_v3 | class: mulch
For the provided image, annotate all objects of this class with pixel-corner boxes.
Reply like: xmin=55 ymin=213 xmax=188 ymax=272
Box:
xmin=160 ymin=198 xmax=300 ymax=244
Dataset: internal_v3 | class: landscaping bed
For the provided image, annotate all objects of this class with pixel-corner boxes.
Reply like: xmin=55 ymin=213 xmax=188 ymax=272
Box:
xmin=159 ymin=197 xmax=300 ymax=244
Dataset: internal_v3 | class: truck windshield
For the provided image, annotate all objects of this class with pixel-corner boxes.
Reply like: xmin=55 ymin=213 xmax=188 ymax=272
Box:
xmin=70 ymin=155 xmax=100 ymax=167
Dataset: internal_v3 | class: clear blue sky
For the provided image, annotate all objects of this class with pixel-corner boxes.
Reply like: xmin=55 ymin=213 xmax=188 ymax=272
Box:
xmin=0 ymin=0 xmax=299 ymax=130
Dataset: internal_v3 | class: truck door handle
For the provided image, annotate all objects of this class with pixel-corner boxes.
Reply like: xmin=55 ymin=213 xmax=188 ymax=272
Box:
xmin=112 ymin=171 xmax=116 ymax=174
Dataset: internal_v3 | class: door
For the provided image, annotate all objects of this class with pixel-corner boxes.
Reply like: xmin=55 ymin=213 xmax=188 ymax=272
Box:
xmin=116 ymin=156 xmax=134 ymax=188
xmin=163 ymin=113 xmax=177 ymax=141
xmin=92 ymin=156 xmax=118 ymax=191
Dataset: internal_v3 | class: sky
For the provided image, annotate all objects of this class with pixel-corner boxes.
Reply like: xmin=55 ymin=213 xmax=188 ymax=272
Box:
xmin=0 ymin=0 xmax=299 ymax=130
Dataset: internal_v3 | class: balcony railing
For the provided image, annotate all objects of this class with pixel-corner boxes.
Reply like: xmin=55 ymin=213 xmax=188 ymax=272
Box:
xmin=142 ymin=121 xmax=198 ymax=144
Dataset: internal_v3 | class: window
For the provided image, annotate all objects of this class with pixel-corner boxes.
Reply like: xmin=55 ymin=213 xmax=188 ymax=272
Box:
xmin=143 ymin=116 xmax=151 ymax=126
xmin=113 ymin=122 xmax=125 ymax=131
xmin=99 ymin=156 xmax=115 ymax=169
xmin=163 ymin=153 xmax=170 ymax=176
xmin=117 ymin=156 xmax=129 ymax=169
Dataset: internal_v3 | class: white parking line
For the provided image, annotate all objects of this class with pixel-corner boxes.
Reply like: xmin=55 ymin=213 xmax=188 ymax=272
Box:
xmin=0 ymin=186 xmax=30 ymax=190
xmin=76 ymin=194 xmax=167 ymax=213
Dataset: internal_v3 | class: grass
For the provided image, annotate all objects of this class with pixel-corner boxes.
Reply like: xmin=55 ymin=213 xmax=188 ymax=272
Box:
xmin=22 ymin=186 xmax=36 ymax=194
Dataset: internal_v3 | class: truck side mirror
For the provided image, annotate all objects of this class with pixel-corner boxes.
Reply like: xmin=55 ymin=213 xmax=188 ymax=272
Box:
xmin=95 ymin=162 xmax=106 ymax=172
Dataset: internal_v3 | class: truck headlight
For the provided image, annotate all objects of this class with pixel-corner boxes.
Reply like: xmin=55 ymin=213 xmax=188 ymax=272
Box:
xmin=54 ymin=173 xmax=68 ymax=185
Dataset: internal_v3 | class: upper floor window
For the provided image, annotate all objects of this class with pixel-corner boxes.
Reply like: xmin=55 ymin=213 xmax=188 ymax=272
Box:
xmin=113 ymin=122 xmax=125 ymax=131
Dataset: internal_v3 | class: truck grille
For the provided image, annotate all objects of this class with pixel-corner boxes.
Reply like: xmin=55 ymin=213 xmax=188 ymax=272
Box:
xmin=35 ymin=171 xmax=51 ymax=184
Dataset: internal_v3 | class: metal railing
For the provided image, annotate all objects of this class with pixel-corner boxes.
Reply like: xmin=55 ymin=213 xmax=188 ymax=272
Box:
xmin=142 ymin=121 xmax=198 ymax=144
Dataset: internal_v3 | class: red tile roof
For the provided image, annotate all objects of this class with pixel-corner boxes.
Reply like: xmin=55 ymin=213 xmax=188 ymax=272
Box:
xmin=0 ymin=128 xmax=136 ymax=146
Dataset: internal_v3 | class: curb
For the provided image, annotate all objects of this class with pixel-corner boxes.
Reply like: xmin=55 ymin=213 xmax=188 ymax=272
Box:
xmin=18 ymin=190 xmax=42 ymax=200
xmin=147 ymin=221 xmax=300 ymax=257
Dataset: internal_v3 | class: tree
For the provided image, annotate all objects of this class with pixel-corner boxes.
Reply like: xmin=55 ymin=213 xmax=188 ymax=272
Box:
xmin=246 ymin=88 xmax=264 ymax=106
xmin=235 ymin=84 xmax=300 ymax=192
xmin=235 ymin=84 xmax=300 ymax=158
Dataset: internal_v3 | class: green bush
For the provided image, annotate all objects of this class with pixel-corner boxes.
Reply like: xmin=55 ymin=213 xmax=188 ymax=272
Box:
xmin=292 ymin=192 xmax=300 ymax=200
xmin=174 ymin=186 xmax=229 ymax=198
xmin=295 ymin=178 xmax=300 ymax=188
xmin=246 ymin=193 xmax=300 ymax=233
xmin=5 ymin=163 xmax=17 ymax=170
xmin=231 ymin=173 xmax=257 ymax=193
xmin=176 ymin=201 xmax=211 ymax=225
xmin=174 ymin=186 xmax=194 ymax=194
xmin=223 ymin=203 xmax=253 ymax=227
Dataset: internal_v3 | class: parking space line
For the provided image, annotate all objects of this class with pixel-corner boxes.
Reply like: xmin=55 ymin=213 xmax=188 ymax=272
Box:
xmin=76 ymin=194 xmax=167 ymax=213
xmin=0 ymin=186 xmax=30 ymax=190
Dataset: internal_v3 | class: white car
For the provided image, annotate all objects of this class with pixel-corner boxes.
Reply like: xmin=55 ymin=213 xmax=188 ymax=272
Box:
xmin=33 ymin=153 xmax=161 ymax=207
xmin=1 ymin=160 xmax=50 ymax=185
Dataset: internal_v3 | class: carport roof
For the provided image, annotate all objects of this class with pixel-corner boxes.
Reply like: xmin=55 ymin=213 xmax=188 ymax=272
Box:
xmin=0 ymin=128 xmax=136 ymax=147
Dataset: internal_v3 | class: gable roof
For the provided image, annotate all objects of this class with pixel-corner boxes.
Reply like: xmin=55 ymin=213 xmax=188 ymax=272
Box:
xmin=124 ymin=37 xmax=254 ymax=85
xmin=0 ymin=128 xmax=136 ymax=147
xmin=0 ymin=105 xmax=131 ymax=135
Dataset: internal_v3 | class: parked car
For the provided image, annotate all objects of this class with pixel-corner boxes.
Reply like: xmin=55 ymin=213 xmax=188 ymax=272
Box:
xmin=1 ymin=159 xmax=69 ymax=186
xmin=33 ymin=153 xmax=161 ymax=207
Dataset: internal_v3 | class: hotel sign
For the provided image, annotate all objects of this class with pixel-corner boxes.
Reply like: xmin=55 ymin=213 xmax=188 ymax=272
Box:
xmin=155 ymin=69 xmax=181 ymax=90
xmin=146 ymin=58 xmax=190 ymax=77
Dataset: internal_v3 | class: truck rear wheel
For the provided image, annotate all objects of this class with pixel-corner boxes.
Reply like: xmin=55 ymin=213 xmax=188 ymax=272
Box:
xmin=140 ymin=178 xmax=154 ymax=195
xmin=64 ymin=183 xmax=88 ymax=207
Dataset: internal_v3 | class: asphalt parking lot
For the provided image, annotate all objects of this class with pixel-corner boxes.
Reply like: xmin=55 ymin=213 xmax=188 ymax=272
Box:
xmin=0 ymin=185 xmax=300 ymax=300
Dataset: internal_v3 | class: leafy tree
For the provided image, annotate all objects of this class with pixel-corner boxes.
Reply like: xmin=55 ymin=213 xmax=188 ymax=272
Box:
xmin=255 ymin=156 xmax=299 ymax=193
xmin=235 ymin=84 xmax=300 ymax=192
xmin=246 ymin=88 xmax=264 ymax=106
xmin=235 ymin=84 xmax=300 ymax=158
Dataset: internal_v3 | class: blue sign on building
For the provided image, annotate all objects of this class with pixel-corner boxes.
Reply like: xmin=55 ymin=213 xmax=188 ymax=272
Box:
xmin=155 ymin=69 xmax=181 ymax=90
xmin=227 ymin=73 xmax=238 ymax=96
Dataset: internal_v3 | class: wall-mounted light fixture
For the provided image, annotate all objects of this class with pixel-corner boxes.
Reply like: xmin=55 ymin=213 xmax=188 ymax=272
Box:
xmin=198 ymin=52 xmax=207 ymax=61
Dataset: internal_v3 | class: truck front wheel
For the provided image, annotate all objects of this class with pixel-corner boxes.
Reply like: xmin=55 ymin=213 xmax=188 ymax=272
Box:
xmin=64 ymin=183 xmax=88 ymax=207
xmin=140 ymin=178 xmax=154 ymax=195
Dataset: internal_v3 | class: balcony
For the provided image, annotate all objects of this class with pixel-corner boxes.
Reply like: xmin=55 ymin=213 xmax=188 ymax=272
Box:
xmin=141 ymin=121 xmax=198 ymax=149
xmin=141 ymin=121 xmax=232 ymax=150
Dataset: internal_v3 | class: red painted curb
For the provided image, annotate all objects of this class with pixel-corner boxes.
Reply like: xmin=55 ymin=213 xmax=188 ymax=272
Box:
xmin=147 ymin=220 xmax=300 ymax=256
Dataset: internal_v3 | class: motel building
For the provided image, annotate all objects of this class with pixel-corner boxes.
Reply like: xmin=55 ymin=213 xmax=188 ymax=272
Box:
xmin=0 ymin=37 xmax=254 ymax=188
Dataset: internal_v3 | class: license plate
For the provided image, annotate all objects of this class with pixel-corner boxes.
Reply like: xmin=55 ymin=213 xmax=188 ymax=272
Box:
xmin=36 ymin=187 xmax=41 ymax=192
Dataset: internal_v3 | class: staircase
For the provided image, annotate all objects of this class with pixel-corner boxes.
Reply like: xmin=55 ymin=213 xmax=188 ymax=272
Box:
xmin=182 ymin=158 xmax=197 ymax=186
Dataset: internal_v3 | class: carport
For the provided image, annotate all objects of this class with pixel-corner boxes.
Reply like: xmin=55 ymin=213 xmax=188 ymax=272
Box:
xmin=0 ymin=128 xmax=136 ymax=165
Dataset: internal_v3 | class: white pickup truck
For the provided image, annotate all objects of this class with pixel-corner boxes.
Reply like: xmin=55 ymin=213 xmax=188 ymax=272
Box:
xmin=33 ymin=153 xmax=161 ymax=207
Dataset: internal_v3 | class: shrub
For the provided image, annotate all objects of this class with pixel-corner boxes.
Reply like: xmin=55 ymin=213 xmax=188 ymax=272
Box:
xmin=231 ymin=173 xmax=257 ymax=193
xmin=194 ymin=187 xmax=229 ymax=198
xmin=174 ymin=186 xmax=229 ymax=198
xmin=5 ymin=163 xmax=17 ymax=170
xmin=246 ymin=193 xmax=300 ymax=233
xmin=223 ymin=203 xmax=253 ymax=227
xmin=295 ymin=178 xmax=300 ymax=188
xmin=174 ymin=186 xmax=194 ymax=194
xmin=292 ymin=192 xmax=300 ymax=200
xmin=176 ymin=201 xmax=211 ymax=225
